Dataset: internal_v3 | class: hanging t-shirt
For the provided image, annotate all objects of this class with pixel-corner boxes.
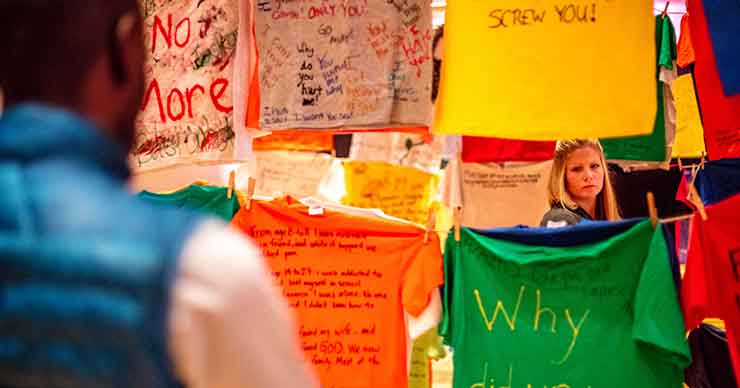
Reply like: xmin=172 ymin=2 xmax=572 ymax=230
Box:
xmin=447 ymin=160 xmax=552 ymax=228
xmin=672 ymin=72 xmax=707 ymax=158
xmin=701 ymin=0 xmax=740 ymax=96
xmin=349 ymin=132 xmax=444 ymax=173
xmin=461 ymin=137 xmax=555 ymax=164
xmin=677 ymin=14 xmax=696 ymax=68
xmin=231 ymin=197 xmax=444 ymax=388
xmin=443 ymin=136 xmax=462 ymax=161
xmin=131 ymin=0 xmax=244 ymax=172
xmin=252 ymin=130 xmax=335 ymax=153
xmin=676 ymin=168 xmax=694 ymax=210
xmin=695 ymin=159 xmax=740 ymax=206
xmin=243 ymin=151 xmax=334 ymax=198
xmin=688 ymin=0 xmax=740 ymax=159
xmin=433 ymin=0 xmax=656 ymax=140
xmin=685 ymin=324 xmax=738 ymax=388
xmin=441 ymin=220 xmax=690 ymax=388
xmin=138 ymin=184 xmax=240 ymax=221
xmin=342 ymin=161 xmax=439 ymax=225
xmin=682 ymin=193 xmax=740 ymax=388
xmin=254 ymin=0 xmax=433 ymax=130
xmin=602 ymin=16 xmax=676 ymax=162
xmin=609 ymin=164 xmax=693 ymax=218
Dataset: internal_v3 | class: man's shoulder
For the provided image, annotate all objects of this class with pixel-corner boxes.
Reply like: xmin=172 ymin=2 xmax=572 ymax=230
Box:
xmin=23 ymin=159 xmax=206 ymax=247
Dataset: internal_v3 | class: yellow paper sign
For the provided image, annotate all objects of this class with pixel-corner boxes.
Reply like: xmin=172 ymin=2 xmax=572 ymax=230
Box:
xmin=671 ymin=74 xmax=707 ymax=158
xmin=409 ymin=328 xmax=444 ymax=388
xmin=434 ymin=0 xmax=656 ymax=140
xmin=342 ymin=161 xmax=438 ymax=225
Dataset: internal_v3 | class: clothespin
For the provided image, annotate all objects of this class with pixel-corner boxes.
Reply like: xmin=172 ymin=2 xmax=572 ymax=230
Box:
xmin=453 ymin=152 xmax=463 ymax=242
xmin=677 ymin=157 xmax=683 ymax=170
xmin=245 ymin=177 xmax=257 ymax=210
xmin=688 ymin=181 xmax=709 ymax=221
xmin=700 ymin=151 xmax=706 ymax=170
xmin=662 ymin=1 xmax=670 ymax=17
xmin=453 ymin=206 xmax=461 ymax=242
xmin=689 ymin=164 xmax=699 ymax=185
xmin=423 ymin=205 xmax=437 ymax=244
xmin=331 ymin=148 xmax=337 ymax=158
xmin=227 ymin=170 xmax=236 ymax=199
xmin=647 ymin=192 xmax=658 ymax=227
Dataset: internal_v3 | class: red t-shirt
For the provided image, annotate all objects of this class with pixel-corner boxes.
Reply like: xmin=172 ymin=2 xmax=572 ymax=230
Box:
xmin=688 ymin=0 xmax=740 ymax=159
xmin=682 ymin=193 xmax=740 ymax=388
xmin=461 ymin=136 xmax=555 ymax=163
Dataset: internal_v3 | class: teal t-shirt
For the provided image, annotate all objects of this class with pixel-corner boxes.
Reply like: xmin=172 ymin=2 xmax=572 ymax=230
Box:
xmin=139 ymin=184 xmax=241 ymax=222
xmin=440 ymin=221 xmax=690 ymax=388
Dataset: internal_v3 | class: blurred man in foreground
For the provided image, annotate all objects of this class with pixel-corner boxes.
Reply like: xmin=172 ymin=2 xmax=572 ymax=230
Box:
xmin=0 ymin=1 xmax=317 ymax=387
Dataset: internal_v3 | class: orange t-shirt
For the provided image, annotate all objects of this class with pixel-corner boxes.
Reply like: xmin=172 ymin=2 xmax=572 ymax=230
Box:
xmin=231 ymin=197 xmax=444 ymax=388
xmin=677 ymin=13 xmax=696 ymax=68
xmin=252 ymin=130 xmax=335 ymax=152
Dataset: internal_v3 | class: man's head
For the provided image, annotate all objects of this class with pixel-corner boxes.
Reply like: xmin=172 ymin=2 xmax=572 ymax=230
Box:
xmin=0 ymin=0 xmax=146 ymax=151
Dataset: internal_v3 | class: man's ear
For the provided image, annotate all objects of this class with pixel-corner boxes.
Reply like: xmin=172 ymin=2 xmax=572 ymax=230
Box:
xmin=109 ymin=12 xmax=141 ymax=86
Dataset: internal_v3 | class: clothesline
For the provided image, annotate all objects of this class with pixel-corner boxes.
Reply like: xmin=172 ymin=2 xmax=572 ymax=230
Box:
xmin=166 ymin=179 xmax=701 ymax=230
xmin=423 ymin=217 xmax=694 ymax=233
xmin=659 ymin=213 xmax=694 ymax=224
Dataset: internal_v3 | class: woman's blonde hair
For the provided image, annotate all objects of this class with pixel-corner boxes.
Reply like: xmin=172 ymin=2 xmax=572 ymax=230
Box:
xmin=547 ymin=139 xmax=620 ymax=221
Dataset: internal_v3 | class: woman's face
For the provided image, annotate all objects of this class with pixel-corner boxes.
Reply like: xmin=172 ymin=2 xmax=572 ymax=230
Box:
xmin=564 ymin=146 xmax=604 ymax=202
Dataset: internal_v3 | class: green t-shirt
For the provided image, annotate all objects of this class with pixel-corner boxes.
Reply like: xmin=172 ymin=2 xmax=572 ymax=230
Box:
xmin=601 ymin=16 xmax=677 ymax=162
xmin=139 ymin=184 xmax=241 ymax=222
xmin=440 ymin=221 xmax=690 ymax=388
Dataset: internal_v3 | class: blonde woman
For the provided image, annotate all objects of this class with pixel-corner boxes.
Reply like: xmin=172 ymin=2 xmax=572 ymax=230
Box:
xmin=540 ymin=139 xmax=620 ymax=227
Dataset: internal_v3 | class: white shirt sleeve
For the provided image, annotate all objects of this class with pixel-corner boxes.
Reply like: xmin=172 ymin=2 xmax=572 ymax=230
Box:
xmin=168 ymin=220 xmax=319 ymax=388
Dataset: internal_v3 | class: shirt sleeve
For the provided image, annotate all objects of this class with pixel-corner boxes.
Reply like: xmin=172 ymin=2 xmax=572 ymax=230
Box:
xmin=168 ymin=220 xmax=319 ymax=388
xmin=402 ymin=233 xmax=445 ymax=317
xmin=406 ymin=289 xmax=442 ymax=340
xmin=632 ymin=226 xmax=692 ymax=367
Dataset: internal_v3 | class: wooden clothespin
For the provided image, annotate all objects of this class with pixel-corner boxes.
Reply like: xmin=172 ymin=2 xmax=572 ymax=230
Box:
xmin=245 ymin=177 xmax=257 ymax=210
xmin=688 ymin=181 xmax=709 ymax=221
xmin=700 ymin=151 xmax=706 ymax=170
xmin=227 ymin=170 xmax=236 ymax=199
xmin=331 ymin=148 xmax=337 ymax=159
xmin=453 ymin=206 xmax=462 ymax=242
xmin=689 ymin=164 xmax=699 ymax=185
xmin=662 ymin=1 xmax=671 ymax=17
xmin=677 ymin=157 xmax=683 ymax=170
xmin=423 ymin=205 xmax=437 ymax=244
xmin=647 ymin=192 xmax=658 ymax=227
